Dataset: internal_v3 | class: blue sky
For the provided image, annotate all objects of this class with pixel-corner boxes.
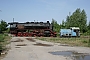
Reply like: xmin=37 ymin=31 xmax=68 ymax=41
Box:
xmin=0 ymin=0 xmax=90 ymax=24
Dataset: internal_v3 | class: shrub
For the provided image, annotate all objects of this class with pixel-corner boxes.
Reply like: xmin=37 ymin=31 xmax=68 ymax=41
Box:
xmin=88 ymin=39 xmax=90 ymax=47
xmin=82 ymin=40 xmax=88 ymax=43
xmin=0 ymin=34 xmax=5 ymax=52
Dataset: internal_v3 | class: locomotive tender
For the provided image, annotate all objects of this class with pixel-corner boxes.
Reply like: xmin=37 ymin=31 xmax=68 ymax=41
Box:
xmin=8 ymin=21 xmax=57 ymax=37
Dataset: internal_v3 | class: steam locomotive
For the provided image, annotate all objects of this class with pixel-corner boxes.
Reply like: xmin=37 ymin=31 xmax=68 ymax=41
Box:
xmin=8 ymin=21 xmax=57 ymax=37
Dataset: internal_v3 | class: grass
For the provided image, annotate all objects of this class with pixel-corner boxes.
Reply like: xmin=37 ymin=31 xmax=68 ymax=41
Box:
xmin=36 ymin=36 xmax=90 ymax=47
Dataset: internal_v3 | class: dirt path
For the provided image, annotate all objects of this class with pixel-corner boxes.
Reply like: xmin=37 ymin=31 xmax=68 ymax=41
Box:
xmin=1 ymin=37 xmax=90 ymax=60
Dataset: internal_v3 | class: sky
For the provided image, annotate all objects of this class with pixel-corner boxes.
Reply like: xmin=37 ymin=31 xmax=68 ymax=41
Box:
xmin=0 ymin=0 xmax=90 ymax=24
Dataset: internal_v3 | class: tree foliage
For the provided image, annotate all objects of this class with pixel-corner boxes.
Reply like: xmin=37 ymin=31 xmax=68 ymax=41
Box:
xmin=0 ymin=20 xmax=8 ymax=52
xmin=88 ymin=21 xmax=90 ymax=30
xmin=51 ymin=18 xmax=60 ymax=32
xmin=60 ymin=20 xmax=66 ymax=29
xmin=87 ymin=21 xmax=90 ymax=35
xmin=0 ymin=20 xmax=8 ymax=33
xmin=65 ymin=8 xmax=87 ymax=33
xmin=52 ymin=8 xmax=89 ymax=34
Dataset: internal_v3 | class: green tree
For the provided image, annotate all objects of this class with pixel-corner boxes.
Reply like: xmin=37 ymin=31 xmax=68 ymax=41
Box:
xmin=88 ymin=21 xmax=90 ymax=30
xmin=61 ymin=20 xmax=65 ymax=29
xmin=65 ymin=8 xmax=87 ymax=33
xmin=80 ymin=9 xmax=87 ymax=33
xmin=0 ymin=20 xmax=8 ymax=32
xmin=65 ymin=15 xmax=70 ymax=28
xmin=51 ymin=18 xmax=60 ymax=32
xmin=87 ymin=21 xmax=90 ymax=35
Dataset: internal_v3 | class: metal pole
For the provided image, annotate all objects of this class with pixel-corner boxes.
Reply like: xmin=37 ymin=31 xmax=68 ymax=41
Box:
xmin=13 ymin=18 xmax=14 ymax=22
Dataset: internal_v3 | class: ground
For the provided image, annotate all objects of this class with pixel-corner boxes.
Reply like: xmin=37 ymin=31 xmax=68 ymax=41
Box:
xmin=1 ymin=37 xmax=90 ymax=60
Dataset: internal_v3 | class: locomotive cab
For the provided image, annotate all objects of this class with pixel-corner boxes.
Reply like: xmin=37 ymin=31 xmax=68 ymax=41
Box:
xmin=70 ymin=27 xmax=80 ymax=37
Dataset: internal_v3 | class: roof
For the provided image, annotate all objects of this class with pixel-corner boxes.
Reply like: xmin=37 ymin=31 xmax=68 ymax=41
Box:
xmin=70 ymin=27 xmax=80 ymax=30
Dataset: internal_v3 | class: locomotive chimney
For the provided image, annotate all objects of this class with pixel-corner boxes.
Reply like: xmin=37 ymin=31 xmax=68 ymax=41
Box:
xmin=13 ymin=18 xmax=14 ymax=22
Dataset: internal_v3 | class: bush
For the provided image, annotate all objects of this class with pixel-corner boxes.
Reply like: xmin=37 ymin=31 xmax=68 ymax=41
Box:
xmin=88 ymin=39 xmax=90 ymax=47
xmin=82 ymin=40 xmax=88 ymax=43
xmin=3 ymin=33 xmax=8 ymax=36
xmin=0 ymin=34 xmax=5 ymax=52
xmin=83 ymin=30 xmax=90 ymax=36
xmin=0 ymin=35 xmax=5 ymax=42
